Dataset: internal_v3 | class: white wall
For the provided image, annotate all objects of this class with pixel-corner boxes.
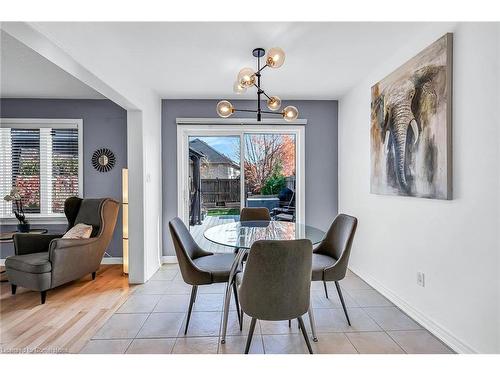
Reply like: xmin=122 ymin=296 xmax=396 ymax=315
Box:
xmin=140 ymin=96 xmax=163 ymax=280
xmin=339 ymin=23 xmax=500 ymax=353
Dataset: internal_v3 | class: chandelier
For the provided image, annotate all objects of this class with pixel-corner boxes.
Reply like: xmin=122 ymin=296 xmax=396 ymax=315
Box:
xmin=216 ymin=47 xmax=299 ymax=122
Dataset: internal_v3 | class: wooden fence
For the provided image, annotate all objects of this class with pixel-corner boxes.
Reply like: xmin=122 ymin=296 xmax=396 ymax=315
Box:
xmin=201 ymin=178 xmax=240 ymax=206
xmin=200 ymin=176 xmax=295 ymax=207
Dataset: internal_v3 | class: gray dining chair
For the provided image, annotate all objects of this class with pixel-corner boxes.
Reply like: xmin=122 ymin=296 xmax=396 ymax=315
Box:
xmin=237 ymin=239 xmax=314 ymax=354
xmin=169 ymin=217 xmax=241 ymax=334
xmin=233 ymin=206 xmax=272 ymax=328
xmin=234 ymin=206 xmax=271 ymax=257
xmin=312 ymin=214 xmax=358 ymax=325
xmin=240 ymin=207 xmax=271 ymax=222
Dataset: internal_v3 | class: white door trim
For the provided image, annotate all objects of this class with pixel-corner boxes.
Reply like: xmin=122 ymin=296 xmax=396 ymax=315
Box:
xmin=177 ymin=121 xmax=306 ymax=226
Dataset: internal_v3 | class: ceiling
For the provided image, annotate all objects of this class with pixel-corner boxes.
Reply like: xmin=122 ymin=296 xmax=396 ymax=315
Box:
xmin=0 ymin=30 xmax=104 ymax=99
xmin=26 ymin=22 xmax=428 ymax=100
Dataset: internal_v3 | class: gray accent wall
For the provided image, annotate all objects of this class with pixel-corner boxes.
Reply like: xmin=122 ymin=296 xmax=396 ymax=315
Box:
xmin=162 ymin=99 xmax=338 ymax=256
xmin=0 ymin=99 xmax=127 ymax=258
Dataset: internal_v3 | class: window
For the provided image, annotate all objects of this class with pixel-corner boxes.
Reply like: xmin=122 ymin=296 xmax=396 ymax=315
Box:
xmin=0 ymin=119 xmax=83 ymax=221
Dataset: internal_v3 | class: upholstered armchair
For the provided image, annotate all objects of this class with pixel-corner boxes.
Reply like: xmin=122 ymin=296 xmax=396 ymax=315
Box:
xmin=5 ymin=197 xmax=120 ymax=304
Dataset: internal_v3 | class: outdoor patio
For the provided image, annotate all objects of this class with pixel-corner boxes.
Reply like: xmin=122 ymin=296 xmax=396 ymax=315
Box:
xmin=190 ymin=215 xmax=240 ymax=253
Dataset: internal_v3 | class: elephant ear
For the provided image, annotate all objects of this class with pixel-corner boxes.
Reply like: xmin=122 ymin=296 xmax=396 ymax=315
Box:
xmin=371 ymin=86 xmax=387 ymax=145
xmin=411 ymin=65 xmax=446 ymax=129
xmin=375 ymin=95 xmax=388 ymax=138
xmin=382 ymin=107 xmax=392 ymax=153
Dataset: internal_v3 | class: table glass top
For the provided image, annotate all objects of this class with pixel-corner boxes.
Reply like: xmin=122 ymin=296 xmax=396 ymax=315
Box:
xmin=204 ymin=221 xmax=325 ymax=249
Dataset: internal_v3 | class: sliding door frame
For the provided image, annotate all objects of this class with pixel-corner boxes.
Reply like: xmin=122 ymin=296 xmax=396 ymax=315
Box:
xmin=176 ymin=119 xmax=306 ymax=226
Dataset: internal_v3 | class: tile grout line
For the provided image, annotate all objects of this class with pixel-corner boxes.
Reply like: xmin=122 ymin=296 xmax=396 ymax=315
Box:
xmin=125 ymin=269 xmax=181 ymax=353
xmin=160 ymin=267 xmax=181 ymax=354
xmin=342 ymin=332 xmax=360 ymax=354
xmin=384 ymin=330 xmax=408 ymax=354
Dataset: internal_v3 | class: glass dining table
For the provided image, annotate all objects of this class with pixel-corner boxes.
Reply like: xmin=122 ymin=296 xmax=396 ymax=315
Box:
xmin=204 ymin=220 xmax=326 ymax=344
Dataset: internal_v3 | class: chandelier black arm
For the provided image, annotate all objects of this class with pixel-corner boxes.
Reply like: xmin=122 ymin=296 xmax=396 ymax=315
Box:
xmin=252 ymin=83 xmax=272 ymax=101
xmin=233 ymin=108 xmax=283 ymax=115
xmin=260 ymin=110 xmax=284 ymax=115
xmin=256 ymin=64 xmax=268 ymax=74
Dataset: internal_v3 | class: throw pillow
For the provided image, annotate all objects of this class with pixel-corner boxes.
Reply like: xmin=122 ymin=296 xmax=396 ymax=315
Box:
xmin=63 ymin=223 xmax=93 ymax=239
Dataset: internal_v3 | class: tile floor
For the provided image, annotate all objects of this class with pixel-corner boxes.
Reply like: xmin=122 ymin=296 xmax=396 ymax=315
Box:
xmin=81 ymin=264 xmax=453 ymax=354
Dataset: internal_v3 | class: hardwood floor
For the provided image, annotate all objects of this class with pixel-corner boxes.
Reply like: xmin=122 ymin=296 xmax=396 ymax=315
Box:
xmin=0 ymin=265 xmax=133 ymax=354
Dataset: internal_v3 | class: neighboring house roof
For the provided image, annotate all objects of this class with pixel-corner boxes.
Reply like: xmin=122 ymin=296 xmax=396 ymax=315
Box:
xmin=189 ymin=138 xmax=240 ymax=169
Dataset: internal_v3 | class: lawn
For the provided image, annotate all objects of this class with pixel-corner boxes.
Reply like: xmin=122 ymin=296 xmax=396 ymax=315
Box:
xmin=206 ymin=208 xmax=240 ymax=216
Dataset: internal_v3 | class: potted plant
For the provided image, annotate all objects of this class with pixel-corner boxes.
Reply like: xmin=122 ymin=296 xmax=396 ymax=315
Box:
xmin=4 ymin=188 xmax=30 ymax=233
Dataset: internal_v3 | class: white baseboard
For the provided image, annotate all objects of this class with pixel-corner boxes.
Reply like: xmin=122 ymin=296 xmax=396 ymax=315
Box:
xmin=161 ymin=256 xmax=178 ymax=264
xmin=101 ymin=257 xmax=123 ymax=265
xmin=349 ymin=265 xmax=477 ymax=354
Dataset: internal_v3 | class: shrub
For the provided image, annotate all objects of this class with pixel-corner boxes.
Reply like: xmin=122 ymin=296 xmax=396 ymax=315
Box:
xmin=261 ymin=172 xmax=286 ymax=195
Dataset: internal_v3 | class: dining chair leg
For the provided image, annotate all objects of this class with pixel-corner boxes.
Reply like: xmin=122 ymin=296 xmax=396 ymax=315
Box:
xmin=307 ymin=307 xmax=318 ymax=342
xmin=244 ymin=317 xmax=257 ymax=354
xmin=288 ymin=319 xmax=291 ymax=328
xmin=221 ymin=281 xmax=233 ymax=344
xmin=297 ymin=316 xmax=313 ymax=354
xmin=323 ymin=280 xmax=329 ymax=299
xmin=184 ymin=285 xmax=198 ymax=334
xmin=222 ymin=250 xmax=245 ymax=344
xmin=334 ymin=281 xmax=351 ymax=326
xmin=232 ymin=282 xmax=242 ymax=329
xmin=240 ymin=308 xmax=244 ymax=331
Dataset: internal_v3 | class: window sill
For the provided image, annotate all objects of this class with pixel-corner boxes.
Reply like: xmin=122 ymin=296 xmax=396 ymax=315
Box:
xmin=0 ymin=216 xmax=67 ymax=226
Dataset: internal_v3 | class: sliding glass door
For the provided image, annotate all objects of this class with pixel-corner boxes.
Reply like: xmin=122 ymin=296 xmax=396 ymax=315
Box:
xmin=244 ymin=133 xmax=296 ymax=222
xmin=178 ymin=123 xmax=304 ymax=240
xmin=187 ymin=135 xmax=241 ymax=227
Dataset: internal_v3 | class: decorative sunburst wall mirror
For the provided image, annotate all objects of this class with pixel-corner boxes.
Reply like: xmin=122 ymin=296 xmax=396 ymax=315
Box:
xmin=92 ymin=148 xmax=116 ymax=172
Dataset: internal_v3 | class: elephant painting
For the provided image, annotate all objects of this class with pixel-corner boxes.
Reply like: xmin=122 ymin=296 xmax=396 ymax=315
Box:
xmin=370 ymin=33 xmax=452 ymax=200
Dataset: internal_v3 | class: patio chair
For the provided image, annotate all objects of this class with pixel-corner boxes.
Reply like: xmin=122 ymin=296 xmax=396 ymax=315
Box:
xmin=272 ymin=189 xmax=295 ymax=222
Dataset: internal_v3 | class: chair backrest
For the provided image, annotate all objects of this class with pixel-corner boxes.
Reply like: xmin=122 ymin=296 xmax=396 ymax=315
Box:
xmin=64 ymin=197 xmax=119 ymax=239
xmin=49 ymin=198 xmax=119 ymax=288
xmin=239 ymin=239 xmax=312 ymax=321
xmin=75 ymin=198 xmax=107 ymax=237
xmin=169 ymin=217 xmax=212 ymax=285
xmin=64 ymin=196 xmax=83 ymax=231
xmin=314 ymin=214 xmax=358 ymax=278
xmin=240 ymin=207 xmax=271 ymax=222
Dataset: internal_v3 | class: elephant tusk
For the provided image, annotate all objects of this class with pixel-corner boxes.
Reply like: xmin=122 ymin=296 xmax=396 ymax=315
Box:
xmin=410 ymin=119 xmax=419 ymax=145
xmin=383 ymin=130 xmax=390 ymax=154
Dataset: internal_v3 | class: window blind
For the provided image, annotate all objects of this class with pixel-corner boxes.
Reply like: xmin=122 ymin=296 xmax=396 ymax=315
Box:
xmin=11 ymin=129 xmax=41 ymax=214
xmin=0 ymin=121 xmax=81 ymax=219
xmin=0 ymin=128 xmax=13 ymax=216
xmin=51 ymin=129 xmax=79 ymax=213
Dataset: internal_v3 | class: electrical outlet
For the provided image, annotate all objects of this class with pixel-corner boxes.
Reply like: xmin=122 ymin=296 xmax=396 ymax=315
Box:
xmin=417 ymin=272 xmax=425 ymax=287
